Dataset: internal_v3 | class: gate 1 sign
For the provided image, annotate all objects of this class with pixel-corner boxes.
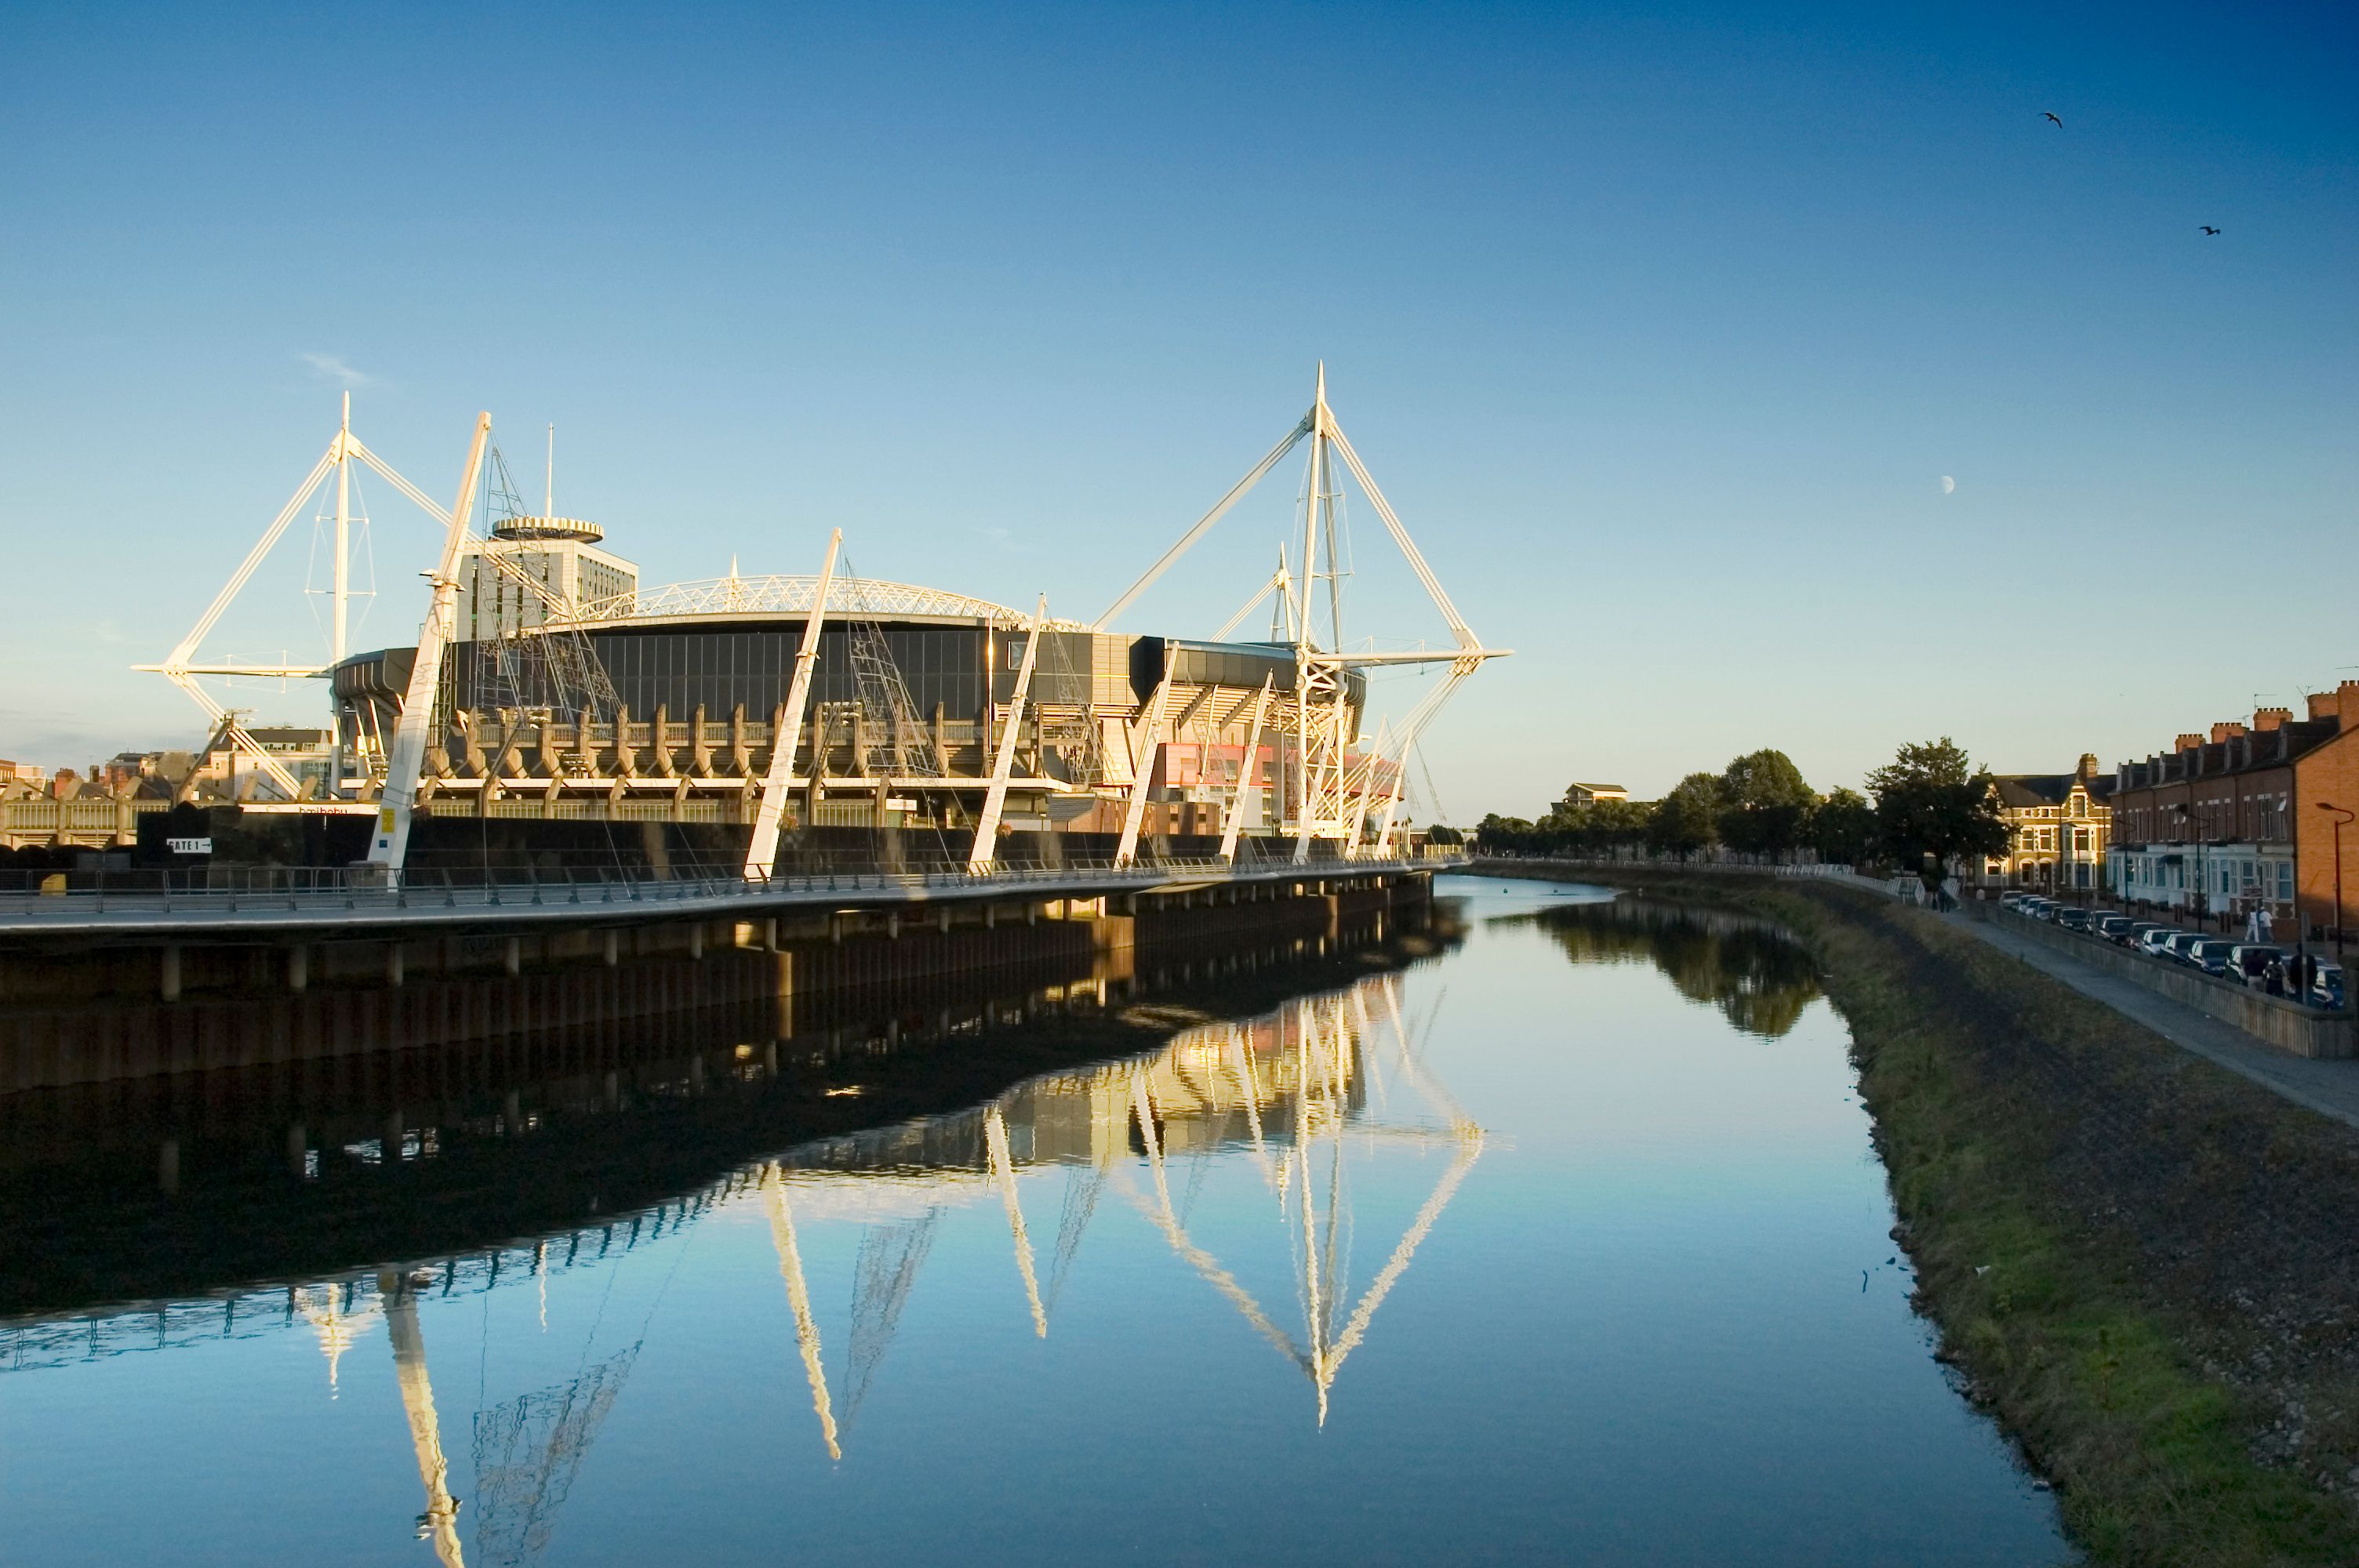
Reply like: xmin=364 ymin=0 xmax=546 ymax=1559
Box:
xmin=165 ymin=837 xmax=213 ymax=855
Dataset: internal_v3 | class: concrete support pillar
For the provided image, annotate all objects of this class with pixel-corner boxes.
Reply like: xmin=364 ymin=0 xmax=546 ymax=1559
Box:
xmin=831 ymin=913 xmax=845 ymax=946
xmin=286 ymin=944 xmax=309 ymax=993
xmin=689 ymin=924 xmax=705 ymax=960
xmin=1026 ymin=902 xmax=1038 ymax=927
xmin=286 ymin=1123 xmax=307 ymax=1178
xmin=503 ymin=937 xmax=522 ymax=976
xmin=386 ymin=942 xmax=405 ymax=989
xmin=689 ymin=1054 xmax=706 ymax=1093
xmin=888 ymin=912 xmax=900 ymax=940
xmin=765 ymin=916 xmax=780 ymax=952
xmin=158 ymin=1138 xmax=180 ymax=1196
xmin=384 ymin=1109 xmax=405 ymax=1159
xmin=503 ymin=1090 xmax=523 ymax=1131
xmin=604 ymin=929 xmax=620 ymax=967
xmin=159 ymin=944 xmax=181 ymax=1003
xmin=937 ymin=907 xmax=951 ymax=935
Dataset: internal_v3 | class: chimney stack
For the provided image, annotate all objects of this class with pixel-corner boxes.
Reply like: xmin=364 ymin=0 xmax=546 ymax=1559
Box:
xmin=2255 ymin=706 xmax=2292 ymax=731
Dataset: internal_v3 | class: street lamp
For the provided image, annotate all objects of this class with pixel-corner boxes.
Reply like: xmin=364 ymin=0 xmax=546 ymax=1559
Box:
xmin=2316 ymin=801 xmax=2351 ymax=960
xmin=2171 ymin=800 xmax=2207 ymax=931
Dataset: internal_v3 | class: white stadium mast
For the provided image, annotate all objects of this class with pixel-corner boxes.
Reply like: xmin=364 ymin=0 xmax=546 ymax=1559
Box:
xmin=1096 ymin=366 xmax=1507 ymax=858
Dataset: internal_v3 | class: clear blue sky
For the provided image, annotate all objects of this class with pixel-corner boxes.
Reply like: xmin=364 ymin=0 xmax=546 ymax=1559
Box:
xmin=2 ymin=1 xmax=2350 ymax=817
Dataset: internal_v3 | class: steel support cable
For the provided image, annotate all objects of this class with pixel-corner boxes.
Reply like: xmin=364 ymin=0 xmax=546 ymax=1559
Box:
xmin=167 ymin=446 xmax=341 ymax=667
xmin=1096 ymin=416 xmax=1312 ymax=629
xmin=1323 ymin=424 xmax=1478 ymax=649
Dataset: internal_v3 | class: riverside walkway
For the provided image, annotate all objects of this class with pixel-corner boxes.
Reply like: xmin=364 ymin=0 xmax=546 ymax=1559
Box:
xmin=1952 ymin=906 xmax=2359 ymax=1133
xmin=0 ymin=852 xmax=1459 ymax=943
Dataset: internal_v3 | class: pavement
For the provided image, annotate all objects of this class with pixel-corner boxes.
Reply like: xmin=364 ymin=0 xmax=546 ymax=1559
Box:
xmin=1952 ymin=909 xmax=2359 ymax=1134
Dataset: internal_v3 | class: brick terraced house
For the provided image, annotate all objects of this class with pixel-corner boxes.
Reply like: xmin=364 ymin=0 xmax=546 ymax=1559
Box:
xmin=2105 ymin=683 xmax=2359 ymax=939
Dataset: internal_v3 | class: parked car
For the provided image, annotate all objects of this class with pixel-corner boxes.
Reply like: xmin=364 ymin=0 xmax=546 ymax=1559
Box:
xmin=2224 ymin=944 xmax=2288 ymax=988
xmin=2022 ymin=898 xmax=2057 ymax=920
xmin=2085 ymin=911 xmax=2127 ymax=938
xmin=2117 ymin=920 xmax=2165 ymax=949
xmin=2138 ymin=927 xmax=2184 ymax=957
xmin=2165 ymin=931 xmax=2210 ymax=966
xmin=2056 ymin=908 xmax=2095 ymax=932
xmin=2186 ymin=938 xmax=2240 ymax=976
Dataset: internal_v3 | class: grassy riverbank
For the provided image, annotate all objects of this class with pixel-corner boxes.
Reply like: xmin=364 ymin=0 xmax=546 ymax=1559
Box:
xmin=1475 ymin=865 xmax=2359 ymax=1566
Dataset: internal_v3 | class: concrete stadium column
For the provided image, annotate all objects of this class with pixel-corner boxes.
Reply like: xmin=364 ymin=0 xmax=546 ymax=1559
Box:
xmin=688 ymin=924 xmax=705 ymax=960
xmin=386 ymin=942 xmax=405 ymax=989
xmin=984 ymin=904 xmax=997 ymax=930
xmin=937 ymin=907 xmax=951 ymax=935
xmin=504 ymin=936 xmax=522 ymax=975
xmin=159 ymin=944 xmax=181 ymax=1003
xmin=604 ymin=929 xmax=620 ymax=967
xmin=887 ymin=912 xmax=900 ymax=940
xmin=286 ymin=944 xmax=309 ymax=993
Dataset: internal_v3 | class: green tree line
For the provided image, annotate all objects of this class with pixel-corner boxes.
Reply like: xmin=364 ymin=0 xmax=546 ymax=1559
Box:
xmin=1470 ymin=739 xmax=2006 ymax=884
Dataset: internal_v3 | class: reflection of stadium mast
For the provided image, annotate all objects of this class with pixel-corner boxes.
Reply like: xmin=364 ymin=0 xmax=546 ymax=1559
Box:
xmin=743 ymin=969 xmax=1476 ymax=1456
xmin=1120 ymin=975 xmax=1483 ymax=1425
xmin=469 ymin=1347 xmax=638 ymax=1567
xmin=293 ymin=1281 xmax=381 ymax=1399
xmin=380 ymin=1272 xmax=468 ymax=1568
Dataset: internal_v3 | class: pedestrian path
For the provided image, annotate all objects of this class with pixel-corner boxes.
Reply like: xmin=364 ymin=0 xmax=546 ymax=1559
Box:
xmin=1952 ymin=911 xmax=2359 ymax=1133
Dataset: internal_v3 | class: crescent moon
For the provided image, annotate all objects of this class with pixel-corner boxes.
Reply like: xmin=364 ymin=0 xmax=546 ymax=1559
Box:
xmin=1941 ymin=475 xmax=1956 ymax=494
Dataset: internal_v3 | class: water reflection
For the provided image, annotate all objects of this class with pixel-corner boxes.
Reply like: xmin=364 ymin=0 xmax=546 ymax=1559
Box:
xmin=2 ymin=958 xmax=1472 ymax=1566
xmin=1 ymin=884 xmax=2068 ymax=1566
xmin=1501 ymin=894 xmax=1822 ymax=1039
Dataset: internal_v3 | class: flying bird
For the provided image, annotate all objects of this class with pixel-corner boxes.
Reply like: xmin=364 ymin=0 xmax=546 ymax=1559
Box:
xmin=2042 ymin=111 xmax=2063 ymax=127
xmin=2201 ymin=225 xmax=2222 ymax=235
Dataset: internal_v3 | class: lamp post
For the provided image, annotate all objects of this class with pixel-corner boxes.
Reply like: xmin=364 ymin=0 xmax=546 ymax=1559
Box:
xmin=2316 ymin=801 xmax=2351 ymax=961
xmin=2172 ymin=800 xmax=2206 ymax=931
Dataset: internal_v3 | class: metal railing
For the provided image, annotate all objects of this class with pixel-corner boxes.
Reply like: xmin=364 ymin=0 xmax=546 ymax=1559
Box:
xmin=0 ymin=848 xmax=1464 ymax=921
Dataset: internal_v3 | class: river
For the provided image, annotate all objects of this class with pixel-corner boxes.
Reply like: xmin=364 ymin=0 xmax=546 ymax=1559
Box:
xmin=0 ymin=875 xmax=2068 ymax=1565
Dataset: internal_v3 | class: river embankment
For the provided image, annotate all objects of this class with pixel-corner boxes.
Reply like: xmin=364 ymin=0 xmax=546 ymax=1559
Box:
xmin=1474 ymin=863 xmax=2359 ymax=1566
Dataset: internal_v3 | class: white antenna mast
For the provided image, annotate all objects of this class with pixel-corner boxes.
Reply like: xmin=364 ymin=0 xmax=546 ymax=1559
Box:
xmin=332 ymin=391 xmax=352 ymax=663
xmin=544 ymin=422 xmax=555 ymax=517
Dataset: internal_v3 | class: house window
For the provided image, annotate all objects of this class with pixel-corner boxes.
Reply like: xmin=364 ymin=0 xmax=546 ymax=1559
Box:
xmin=2073 ymin=827 xmax=2092 ymax=853
xmin=2038 ymin=827 xmax=2056 ymax=851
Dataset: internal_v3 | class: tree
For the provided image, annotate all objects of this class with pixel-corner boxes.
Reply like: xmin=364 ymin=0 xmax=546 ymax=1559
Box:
xmin=1426 ymin=822 xmax=1463 ymax=845
xmin=1648 ymin=772 xmax=1723 ymax=859
xmin=1586 ymin=797 xmax=1652 ymax=855
xmin=1811 ymin=787 xmax=1879 ymax=867
xmin=1717 ymin=748 xmax=1816 ymax=857
xmin=1866 ymin=738 xmax=2007 ymax=891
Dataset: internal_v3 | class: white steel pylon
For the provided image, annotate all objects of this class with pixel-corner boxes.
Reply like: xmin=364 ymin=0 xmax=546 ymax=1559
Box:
xmin=136 ymin=397 xmax=478 ymax=800
xmin=1096 ymin=368 xmax=1507 ymax=852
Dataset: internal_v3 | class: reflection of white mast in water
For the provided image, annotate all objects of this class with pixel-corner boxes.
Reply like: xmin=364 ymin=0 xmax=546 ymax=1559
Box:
xmin=380 ymin=1271 xmax=467 ymax=1568
xmin=985 ymin=1106 xmax=1048 ymax=1338
xmin=1116 ymin=972 xmax=1483 ymax=1425
xmin=761 ymin=1163 xmax=841 ymax=1461
xmin=293 ymin=1281 xmax=382 ymax=1399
